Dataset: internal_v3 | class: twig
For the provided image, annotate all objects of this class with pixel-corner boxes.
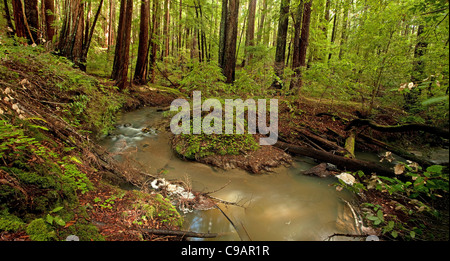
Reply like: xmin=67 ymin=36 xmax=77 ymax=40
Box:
xmin=141 ymin=228 xmax=218 ymax=238
xmin=204 ymin=180 xmax=232 ymax=195
xmin=324 ymin=233 xmax=368 ymax=241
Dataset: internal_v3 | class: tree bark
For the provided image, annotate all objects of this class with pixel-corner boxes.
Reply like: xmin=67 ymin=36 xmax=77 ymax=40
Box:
xmin=256 ymin=0 xmax=267 ymax=44
xmin=290 ymin=0 xmax=304 ymax=90
xmin=79 ymin=0 xmax=104 ymax=72
xmin=43 ymin=0 xmax=55 ymax=42
xmin=221 ymin=0 xmax=239 ymax=84
xmin=24 ymin=0 xmax=39 ymax=44
xmin=111 ymin=0 xmax=126 ymax=80
xmin=149 ymin=0 xmax=160 ymax=83
xmin=12 ymin=0 xmax=27 ymax=39
xmin=218 ymin=0 xmax=228 ymax=70
xmin=163 ymin=0 xmax=170 ymax=58
xmin=242 ymin=0 xmax=257 ymax=66
xmin=134 ymin=0 xmax=150 ymax=85
xmin=273 ymin=0 xmax=290 ymax=84
xmin=108 ymin=0 xmax=115 ymax=49
xmin=299 ymin=0 xmax=312 ymax=67
xmin=112 ymin=0 xmax=133 ymax=90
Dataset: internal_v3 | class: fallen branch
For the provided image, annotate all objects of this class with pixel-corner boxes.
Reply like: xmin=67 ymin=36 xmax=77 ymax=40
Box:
xmin=345 ymin=119 xmax=449 ymax=138
xmin=274 ymin=141 xmax=396 ymax=177
xmin=358 ymin=133 xmax=434 ymax=167
xmin=324 ymin=233 xmax=369 ymax=241
xmin=141 ymin=228 xmax=218 ymax=238
xmin=297 ymin=128 xmax=349 ymax=156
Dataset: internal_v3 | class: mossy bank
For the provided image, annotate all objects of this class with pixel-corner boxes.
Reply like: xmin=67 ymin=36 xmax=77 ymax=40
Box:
xmin=0 ymin=38 xmax=182 ymax=241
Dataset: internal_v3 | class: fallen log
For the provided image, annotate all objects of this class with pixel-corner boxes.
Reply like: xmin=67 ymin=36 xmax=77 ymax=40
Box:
xmin=141 ymin=229 xmax=218 ymax=238
xmin=357 ymin=133 xmax=434 ymax=167
xmin=345 ymin=119 xmax=450 ymax=138
xmin=274 ymin=141 xmax=396 ymax=177
xmin=297 ymin=128 xmax=350 ymax=156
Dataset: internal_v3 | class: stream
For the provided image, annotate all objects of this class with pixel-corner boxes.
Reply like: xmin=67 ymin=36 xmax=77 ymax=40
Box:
xmin=99 ymin=107 xmax=363 ymax=241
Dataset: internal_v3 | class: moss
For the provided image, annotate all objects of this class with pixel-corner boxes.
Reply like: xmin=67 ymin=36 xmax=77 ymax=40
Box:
xmin=154 ymin=194 xmax=184 ymax=227
xmin=61 ymin=223 xmax=105 ymax=241
xmin=0 ymin=209 xmax=26 ymax=232
xmin=26 ymin=218 xmax=56 ymax=241
xmin=175 ymin=133 xmax=260 ymax=160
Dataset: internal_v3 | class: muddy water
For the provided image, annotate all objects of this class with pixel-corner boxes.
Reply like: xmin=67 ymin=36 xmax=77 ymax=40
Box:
xmin=99 ymin=107 xmax=361 ymax=241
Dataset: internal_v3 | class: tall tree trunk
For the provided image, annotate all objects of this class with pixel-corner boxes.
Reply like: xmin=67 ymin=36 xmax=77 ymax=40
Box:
xmin=71 ymin=3 xmax=85 ymax=67
xmin=12 ymin=0 xmax=26 ymax=39
xmin=134 ymin=0 xmax=150 ymax=84
xmin=218 ymin=0 xmax=229 ymax=69
xmin=43 ymin=0 xmax=55 ymax=42
xmin=79 ymin=0 xmax=104 ymax=72
xmin=149 ymin=0 xmax=160 ymax=83
xmin=24 ymin=0 xmax=39 ymax=44
xmin=58 ymin=0 xmax=84 ymax=67
xmin=3 ymin=0 xmax=15 ymax=34
xmin=299 ymin=0 xmax=312 ymax=67
xmin=163 ymin=0 xmax=170 ymax=58
xmin=112 ymin=0 xmax=127 ymax=80
xmin=222 ymin=0 xmax=239 ymax=84
xmin=338 ymin=0 xmax=350 ymax=59
xmin=178 ymin=0 xmax=182 ymax=54
xmin=108 ymin=0 xmax=115 ymax=49
xmin=112 ymin=0 xmax=133 ymax=91
xmin=327 ymin=1 xmax=338 ymax=62
xmin=256 ymin=0 xmax=267 ymax=44
xmin=273 ymin=0 xmax=290 ymax=87
xmin=242 ymin=0 xmax=257 ymax=66
xmin=290 ymin=0 xmax=304 ymax=90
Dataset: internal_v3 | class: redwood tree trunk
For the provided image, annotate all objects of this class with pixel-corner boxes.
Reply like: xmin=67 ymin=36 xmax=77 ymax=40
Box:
xmin=290 ymin=0 xmax=304 ymax=90
xmin=149 ymin=0 xmax=160 ymax=83
xmin=256 ymin=0 xmax=267 ymax=44
xmin=134 ymin=0 xmax=150 ymax=84
xmin=12 ymin=0 xmax=27 ymax=39
xmin=43 ymin=0 xmax=55 ymax=42
xmin=218 ymin=0 xmax=228 ymax=69
xmin=242 ymin=0 xmax=257 ymax=66
xmin=112 ymin=0 xmax=133 ymax=90
xmin=222 ymin=0 xmax=239 ymax=84
xmin=163 ymin=0 xmax=170 ymax=58
xmin=299 ymin=0 xmax=312 ymax=67
xmin=24 ymin=0 xmax=39 ymax=44
xmin=273 ymin=0 xmax=290 ymax=85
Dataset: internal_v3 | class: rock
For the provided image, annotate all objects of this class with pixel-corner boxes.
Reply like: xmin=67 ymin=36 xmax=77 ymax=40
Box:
xmin=302 ymin=163 xmax=334 ymax=178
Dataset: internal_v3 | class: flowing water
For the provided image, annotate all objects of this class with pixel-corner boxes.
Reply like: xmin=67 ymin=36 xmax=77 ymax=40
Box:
xmin=99 ymin=107 xmax=361 ymax=241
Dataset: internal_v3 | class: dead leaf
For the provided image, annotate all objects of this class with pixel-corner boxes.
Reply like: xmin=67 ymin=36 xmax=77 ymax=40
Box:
xmin=394 ymin=163 xmax=405 ymax=175
xmin=64 ymin=220 xmax=76 ymax=228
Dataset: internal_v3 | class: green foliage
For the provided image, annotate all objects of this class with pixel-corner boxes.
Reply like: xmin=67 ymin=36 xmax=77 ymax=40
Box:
xmin=180 ymin=62 xmax=227 ymax=97
xmin=338 ymin=162 xmax=448 ymax=240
